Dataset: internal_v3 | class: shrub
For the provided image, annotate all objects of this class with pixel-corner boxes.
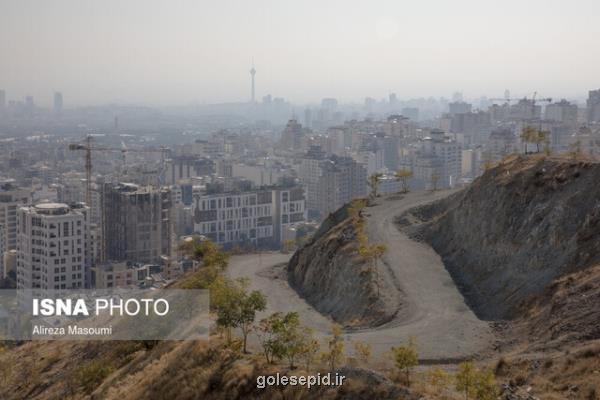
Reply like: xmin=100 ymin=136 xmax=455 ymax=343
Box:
xmin=76 ymin=360 xmax=114 ymax=394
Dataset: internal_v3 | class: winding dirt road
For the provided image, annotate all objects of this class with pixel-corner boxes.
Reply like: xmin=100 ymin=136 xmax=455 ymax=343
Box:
xmin=228 ymin=191 xmax=494 ymax=361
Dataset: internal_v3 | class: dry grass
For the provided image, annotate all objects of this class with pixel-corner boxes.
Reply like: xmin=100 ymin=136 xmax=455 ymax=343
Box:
xmin=491 ymin=342 xmax=600 ymax=400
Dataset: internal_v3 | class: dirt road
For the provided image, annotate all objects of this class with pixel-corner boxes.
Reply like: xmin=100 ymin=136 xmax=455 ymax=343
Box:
xmin=228 ymin=191 xmax=494 ymax=361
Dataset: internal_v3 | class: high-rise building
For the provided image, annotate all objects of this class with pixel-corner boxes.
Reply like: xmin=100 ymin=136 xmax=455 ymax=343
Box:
xmin=0 ymin=90 xmax=5 ymax=109
xmin=0 ymin=179 xmax=31 ymax=253
xmin=279 ymin=119 xmax=305 ymax=151
xmin=16 ymin=203 xmax=90 ymax=292
xmin=587 ymin=89 xmax=600 ymax=124
xmin=192 ymin=186 xmax=306 ymax=248
xmin=300 ymin=149 xmax=367 ymax=219
xmin=421 ymin=129 xmax=462 ymax=188
xmin=304 ymin=108 xmax=313 ymax=129
xmin=545 ymin=99 xmax=578 ymax=127
xmin=321 ymin=98 xmax=338 ymax=110
xmin=448 ymin=101 xmax=472 ymax=115
xmin=511 ymin=98 xmax=541 ymax=120
xmin=312 ymin=156 xmax=367 ymax=219
xmin=53 ymin=92 xmax=63 ymax=115
xmin=401 ymin=107 xmax=419 ymax=122
xmin=101 ymin=183 xmax=171 ymax=264
xmin=165 ymin=156 xmax=214 ymax=185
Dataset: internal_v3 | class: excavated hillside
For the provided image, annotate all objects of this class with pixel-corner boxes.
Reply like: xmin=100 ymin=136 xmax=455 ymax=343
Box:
xmin=288 ymin=203 xmax=403 ymax=328
xmin=399 ymin=155 xmax=600 ymax=320
xmin=516 ymin=263 xmax=600 ymax=350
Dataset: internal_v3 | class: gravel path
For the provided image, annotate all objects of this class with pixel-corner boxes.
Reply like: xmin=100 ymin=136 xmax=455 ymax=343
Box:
xmin=228 ymin=191 xmax=495 ymax=361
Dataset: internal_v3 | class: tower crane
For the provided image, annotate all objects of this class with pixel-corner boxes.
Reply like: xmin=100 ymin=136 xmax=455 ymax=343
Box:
xmin=490 ymin=92 xmax=552 ymax=106
xmin=68 ymin=135 xmax=169 ymax=206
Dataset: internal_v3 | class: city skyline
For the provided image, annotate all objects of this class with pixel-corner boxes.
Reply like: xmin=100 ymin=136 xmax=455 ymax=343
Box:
xmin=2 ymin=0 xmax=600 ymax=106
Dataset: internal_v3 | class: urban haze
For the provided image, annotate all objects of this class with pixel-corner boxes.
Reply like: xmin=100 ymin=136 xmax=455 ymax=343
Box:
xmin=1 ymin=1 xmax=600 ymax=399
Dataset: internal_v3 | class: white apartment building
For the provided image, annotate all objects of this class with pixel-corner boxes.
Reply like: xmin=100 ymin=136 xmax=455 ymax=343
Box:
xmin=231 ymin=163 xmax=286 ymax=187
xmin=16 ymin=203 xmax=90 ymax=292
xmin=378 ymin=174 xmax=402 ymax=195
xmin=192 ymin=186 xmax=306 ymax=248
xmin=0 ymin=180 xmax=31 ymax=252
xmin=91 ymin=262 xmax=161 ymax=289
xmin=422 ymin=130 xmax=462 ymax=188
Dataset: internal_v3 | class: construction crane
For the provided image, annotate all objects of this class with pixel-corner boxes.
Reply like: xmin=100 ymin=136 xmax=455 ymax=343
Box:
xmin=530 ymin=91 xmax=552 ymax=115
xmin=68 ymin=135 xmax=169 ymax=206
xmin=490 ymin=93 xmax=552 ymax=105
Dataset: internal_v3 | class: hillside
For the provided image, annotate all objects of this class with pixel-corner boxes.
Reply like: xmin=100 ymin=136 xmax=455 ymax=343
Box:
xmin=0 ymin=339 xmax=420 ymax=400
xmin=287 ymin=203 xmax=404 ymax=328
xmin=398 ymin=155 xmax=600 ymax=320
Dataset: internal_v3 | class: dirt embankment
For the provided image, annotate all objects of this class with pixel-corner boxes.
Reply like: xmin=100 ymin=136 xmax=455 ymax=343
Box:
xmin=399 ymin=155 xmax=600 ymax=320
xmin=516 ymin=263 xmax=600 ymax=350
xmin=288 ymin=203 xmax=403 ymax=328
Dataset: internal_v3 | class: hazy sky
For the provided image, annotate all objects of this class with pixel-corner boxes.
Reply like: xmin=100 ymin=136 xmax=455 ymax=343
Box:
xmin=1 ymin=0 xmax=599 ymax=106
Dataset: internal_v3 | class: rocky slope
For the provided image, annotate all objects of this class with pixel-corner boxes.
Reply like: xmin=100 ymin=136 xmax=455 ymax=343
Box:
xmin=398 ymin=155 xmax=600 ymax=320
xmin=517 ymin=263 xmax=600 ymax=350
xmin=288 ymin=203 xmax=403 ymax=328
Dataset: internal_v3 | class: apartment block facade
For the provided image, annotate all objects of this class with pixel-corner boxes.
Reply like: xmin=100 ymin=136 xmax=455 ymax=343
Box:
xmin=192 ymin=186 xmax=306 ymax=248
xmin=101 ymin=183 xmax=172 ymax=264
xmin=16 ymin=203 xmax=89 ymax=292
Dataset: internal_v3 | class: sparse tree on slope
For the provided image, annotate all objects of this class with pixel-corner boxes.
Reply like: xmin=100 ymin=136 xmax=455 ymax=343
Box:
xmin=321 ymin=324 xmax=345 ymax=370
xmin=300 ymin=334 xmax=320 ymax=373
xmin=395 ymin=169 xmax=413 ymax=193
xmin=431 ymin=172 xmax=440 ymax=191
xmin=391 ymin=337 xmax=418 ymax=387
xmin=455 ymin=361 xmax=477 ymax=400
xmin=368 ymin=173 xmax=383 ymax=199
xmin=210 ymin=277 xmax=266 ymax=352
xmin=358 ymin=243 xmax=387 ymax=297
xmin=353 ymin=341 xmax=372 ymax=364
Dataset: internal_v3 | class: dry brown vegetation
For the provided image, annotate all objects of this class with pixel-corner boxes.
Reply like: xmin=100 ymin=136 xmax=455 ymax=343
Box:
xmin=0 ymin=337 xmax=425 ymax=400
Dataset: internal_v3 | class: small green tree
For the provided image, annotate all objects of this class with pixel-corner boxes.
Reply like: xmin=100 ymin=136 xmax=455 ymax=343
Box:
xmin=481 ymin=152 xmax=495 ymax=172
xmin=179 ymin=239 xmax=230 ymax=289
xmin=358 ymin=243 xmax=387 ymax=296
xmin=391 ymin=338 xmax=418 ymax=387
xmin=455 ymin=361 xmax=477 ymax=400
xmin=257 ymin=312 xmax=315 ymax=368
xmin=271 ymin=312 xmax=307 ymax=369
xmin=238 ymin=288 xmax=267 ymax=353
xmin=431 ymin=172 xmax=440 ymax=191
xmin=282 ymin=239 xmax=296 ymax=253
xmin=210 ymin=277 xmax=266 ymax=352
xmin=474 ymin=368 xmax=499 ymax=400
xmin=427 ymin=367 xmax=451 ymax=395
xmin=195 ymin=240 xmax=230 ymax=270
xmin=300 ymin=335 xmax=320 ymax=373
xmin=395 ymin=169 xmax=413 ymax=193
xmin=256 ymin=313 xmax=281 ymax=363
xmin=348 ymin=199 xmax=366 ymax=222
xmin=542 ymin=135 xmax=552 ymax=156
xmin=353 ymin=341 xmax=372 ymax=364
xmin=569 ymin=140 xmax=582 ymax=160
xmin=321 ymin=324 xmax=345 ymax=370
xmin=520 ymin=126 xmax=537 ymax=154
xmin=368 ymin=173 xmax=383 ymax=199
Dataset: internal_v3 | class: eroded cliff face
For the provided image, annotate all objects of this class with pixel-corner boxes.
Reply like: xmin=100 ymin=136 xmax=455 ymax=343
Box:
xmin=288 ymin=204 xmax=402 ymax=328
xmin=399 ymin=155 xmax=600 ymax=320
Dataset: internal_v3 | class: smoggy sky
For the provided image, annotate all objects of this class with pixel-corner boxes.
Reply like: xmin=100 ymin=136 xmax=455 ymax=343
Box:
xmin=1 ymin=0 xmax=599 ymax=106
